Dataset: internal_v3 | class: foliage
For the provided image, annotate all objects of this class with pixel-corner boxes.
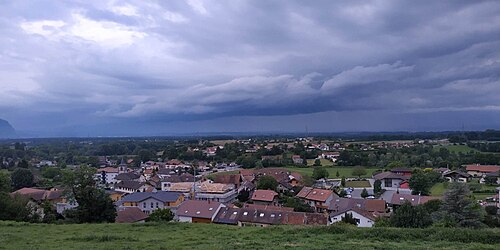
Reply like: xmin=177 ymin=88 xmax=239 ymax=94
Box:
xmin=422 ymin=199 xmax=442 ymax=213
xmin=335 ymin=170 xmax=340 ymax=178
xmin=485 ymin=206 xmax=498 ymax=216
xmin=256 ymin=175 xmax=278 ymax=191
xmin=64 ymin=166 xmax=116 ymax=223
xmin=283 ymin=197 xmax=314 ymax=212
xmin=0 ymin=170 xmax=10 ymax=192
xmin=0 ymin=192 xmax=39 ymax=222
xmin=351 ymin=166 xmax=367 ymax=178
xmin=147 ymin=209 xmax=174 ymax=222
xmin=409 ymin=169 xmax=438 ymax=196
xmin=386 ymin=161 xmax=404 ymax=169
xmin=301 ymin=174 xmax=314 ymax=186
xmin=373 ymin=179 xmax=382 ymax=194
xmin=483 ymin=176 xmax=498 ymax=185
xmin=341 ymin=212 xmax=358 ymax=225
xmin=11 ymin=168 xmax=34 ymax=190
xmin=360 ymin=188 xmax=369 ymax=199
xmin=237 ymin=189 xmax=250 ymax=202
xmin=313 ymin=159 xmax=321 ymax=166
xmin=312 ymin=166 xmax=329 ymax=180
xmin=341 ymin=176 xmax=346 ymax=187
xmin=434 ymin=182 xmax=483 ymax=228
xmin=390 ymin=201 xmax=432 ymax=228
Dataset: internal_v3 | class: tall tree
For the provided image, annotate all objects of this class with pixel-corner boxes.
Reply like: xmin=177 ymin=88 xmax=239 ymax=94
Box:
xmin=361 ymin=188 xmax=369 ymax=199
xmin=341 ymin=212 xmax=358 ymax=225
xmin=373 ymin=179 xmax=382 ymax=194
xmin=11 ymin=168 xmax=34 ymax=190
xmin=64 ymin=166 xmax=116 ymax=223
xmin=0 ymin=170 xmax=10 ymax=192
xmin=390 ymin=201 xmax=432 ymax=228
xmin=312 ymin=167 xmax=329 ymax=180
xmin=408 ymin=170 xmax=433 ymax=195
xmin=435 ymin=182 xmax=483 ymax=228
xmin=256 ymin=175 xmax=278 ymax=191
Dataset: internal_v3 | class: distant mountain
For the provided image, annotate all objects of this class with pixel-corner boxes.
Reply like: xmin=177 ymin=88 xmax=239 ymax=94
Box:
xmin=0 ymin=119 xmax=16 ymax=138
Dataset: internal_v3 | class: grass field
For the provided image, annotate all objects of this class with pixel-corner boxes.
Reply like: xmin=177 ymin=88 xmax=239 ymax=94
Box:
xmin=1 ymin=221 xmax=499 ymax=249
xmin=285 ymin=166 xmax=379 ymax=178
xmin=306 ymin=158 xmax=334 ymax=166
xmin=433 ymin=144 xmax=479 ymax=154
xmin=431 ymin=182 xmax=498 ymax=200
xmin=430 ymin=182 xmax=449 ymax=196
xmin=345 ymin=180 xmax=371 ymax=188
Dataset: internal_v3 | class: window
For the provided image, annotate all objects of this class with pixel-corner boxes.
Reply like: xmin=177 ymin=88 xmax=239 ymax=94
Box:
xmin=385 ymin=179 xmax=392 ymax=187
xmin=151 ymin=202 xmax=154 ymax=208
xmin=143 ymin=203 xmax=146 ymax=208
xmin=156 ymin=202 xmax=159 ymax=208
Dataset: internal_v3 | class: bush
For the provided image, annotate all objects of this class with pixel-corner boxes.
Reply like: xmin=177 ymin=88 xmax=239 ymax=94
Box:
xmin=147 ymin=209 xmax=174 ymax=222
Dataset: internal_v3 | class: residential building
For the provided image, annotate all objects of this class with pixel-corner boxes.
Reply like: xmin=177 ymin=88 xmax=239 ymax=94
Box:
xmin=373 ymin=169 xmax=412 ymax=188
xmin=119 ymin=191 xmax=184 ymax=215
xmin=328 ymin=198 xmax=386 ymax=227
xmin=296 ymin=187 xmax=336 ymax=212
xmin=442 ymin=170 xmax=471 ymax=183
xmin=176 ymin=200 xmax=224 ymax=223
xmin=194 ymin=181 xmax=238 ymax=203
xmin=213 ymin=207 xmax=328 ymax=227
xmin=251 ymin=190 xmax=278 ymax=206
xmin=114 ymin=181 xmax=154 ymax=194
xmin=389 ymin=193 xmax=439 ymax=207
xmin=465 ymin=164 xmax=500 ymax=177
xmin=95 ymin=167 xmax=119 ymax=184
xmin=291 ymin=155 xmax=303 ymax=165
xmin=115 ymin=207 xmax=148 ymax=223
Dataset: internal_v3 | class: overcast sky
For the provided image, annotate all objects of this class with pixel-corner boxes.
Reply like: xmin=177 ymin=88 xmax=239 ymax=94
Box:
xmin=1 ymin=0 xmax=500 ymax=136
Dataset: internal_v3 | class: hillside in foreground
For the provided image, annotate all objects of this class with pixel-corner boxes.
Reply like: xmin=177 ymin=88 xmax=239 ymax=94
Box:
xmin=0 ymin=222 xmax=499 ymax=250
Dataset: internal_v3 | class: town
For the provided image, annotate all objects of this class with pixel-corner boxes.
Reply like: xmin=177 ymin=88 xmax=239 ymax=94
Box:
xmin=1 ymin=132 xmax=499 ymax=230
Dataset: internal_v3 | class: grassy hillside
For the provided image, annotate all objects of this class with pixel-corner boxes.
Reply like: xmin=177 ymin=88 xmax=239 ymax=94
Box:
xmin=1 ymin=221 xmax=499 ymax=249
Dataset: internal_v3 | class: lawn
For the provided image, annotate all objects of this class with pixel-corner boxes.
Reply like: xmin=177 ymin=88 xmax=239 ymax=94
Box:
xmin=1 ymin=221 xmax=499 ymax=249
xmin=433 ymin=144 xmax=479 ymax=154
xmin=285 ymin=166 xmax=379 ymax=178
xmin=345 ymin=180 xmax=371 ymax=188
xmin=430 ymin=182 xmax=448 ymax=196
xmin=306 ymin=158 xmax=334 ymax=166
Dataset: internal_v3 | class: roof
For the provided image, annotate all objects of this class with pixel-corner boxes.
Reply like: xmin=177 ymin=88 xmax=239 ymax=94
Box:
xmin=290 ymin=172 xmax=302 ymax=181
xmin=391 ymin=168 xmax=412 ymax=173
xmin=98 ymin=167 xmax=119 ymax=173
xmin=251 ymin=190 xmax=278 ymax=202
xmin=177 ymin=200 xmax=222 ymax=219
xmin=198 ymin=182 xmax=234 ymax=194
xmin=328 ymin=198 xmax=384 ymax=220
xmin=296 ymin=187 xmax=334 ymax=202
xmin=120 ymin=191 xmax=182 ymax=203
xmin=243 ymin=203 xmax=294 ymax=212
xmin=161 ymin=173 xmax=195 ymax=183
xmin=115 ymin=181 xmax=147 ymax=190
xmin=214 ymin=174 xmax=241 ymax=186
xmin=485 ymin=170 xmax=500 ymax=177
xmin=390 ymin=193 xmax=439 ymax=206
xmin=373 ymin=171 xmax=410 ymax=181
xmin=443 ymin=170 xmax=471 ymax=178
xmin=465 ymin=165 xmax=500 ymax=173
xmin=213 ymin=207 xmax=241 ymax=225
xmin=11 ymin=188 xmax=63 ymax=201
xmin=169 ymin=182 xmax=193 ymax=192
xmin=116 ymin=208 xmax=148 ymax=223
xmin=115 ymin=172 xmax=141 ymax=181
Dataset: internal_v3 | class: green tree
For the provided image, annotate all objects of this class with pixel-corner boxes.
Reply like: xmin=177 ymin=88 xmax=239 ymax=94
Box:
xmin=386 ymin=161 xmax=404 ymax=170
xmin=483 ymin=176 xmax=498 ymax=185
xmin=341 ymin=176 xmax=346 ymax=187
xmin=408 ymin=170 xmax=433 ymax=196
xmin=64 ymin=166 xmax=116 ymax=223
xmin=257 ymin=175 xmax=278 ymax=191
xmin=283 ymin=197 xmax=314 ymax=212
xmin=341 ymin=212 xmax=358 ymax=225
xmin=390 ymin=201 xmax=432 ymax=228
xmin=312 ymin=166 xmax=329 ymax=180
xmin=17 ymin=160 xmax=29 ymax=168
xmin=313 ymin=159 xmax=321 ymax=166
xmin=361 ymin=188 xmax=369 ymax=199
xmin=237 ymin=189 xmax=250 ymax=202
xmin=41 ymin=167 xmax=62 ymax=179
xmin=336 ymin=170 xmax=340 ymax=178
xmin=373 ymin=179 xmax=382 ymax=194
xmin=147 ymin=209 xmax=174 ymax=222
xmin=11 ymin=168 xmax=34 ymax=190
xmin=0 ymin=170 xmax=10 ymax=192
xmin=435 ymin=182 xmax=483 ymax=228
xmin=351 ymin=166 xmax=367 ymax=179
xmin=301 ymin=174 xmax=314 ymax=186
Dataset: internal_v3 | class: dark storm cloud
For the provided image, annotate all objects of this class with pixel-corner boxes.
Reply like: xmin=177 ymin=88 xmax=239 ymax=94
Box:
xmin=1 ymin=0 xmax=500 ymax=135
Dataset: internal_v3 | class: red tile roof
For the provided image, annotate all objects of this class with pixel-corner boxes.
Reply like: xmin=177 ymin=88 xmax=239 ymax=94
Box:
xmin=296 ymin=187 xmax=333 ymax=202
xmin=390 ymin=193 xmax=440 ymax=206
xmin=116 ymin=208 xmax=148 ymax=223
xmin=251 ymin=190 xmax=278 ymax=202
xmin=465 ymin=164 xmax=500 ymax=173
xmin=243 ymin=203 xmax=294 ymax=212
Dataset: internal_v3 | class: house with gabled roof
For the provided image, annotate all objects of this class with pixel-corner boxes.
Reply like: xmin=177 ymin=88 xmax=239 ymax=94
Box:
xmin=328 ymin=198 xmax=386 ymax=227
xmin=118 ymin=191 xmax=184 ymax=215
xmin=114 ymin=181 xmax=154 ymax=194
xmin=176 ymin=200 xmax=224 ymax=223
xmin=296 ymin=187 xmax=336 ymax=212
xmin=251 ymin=190 xmax=278 ymax=206
xmin=465 ymin=164 xmax=500 ymax=177
xmin=389 ymin=193 xmax=439 ymax=207
xmin=116 ymin=207 xmax=148 ymax=223
xmin=373 ymin=169 xmax=412 ymax=188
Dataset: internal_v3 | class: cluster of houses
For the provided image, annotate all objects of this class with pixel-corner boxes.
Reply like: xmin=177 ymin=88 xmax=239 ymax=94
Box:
xmin=9 ymin=160 xmax=500 ymax=227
